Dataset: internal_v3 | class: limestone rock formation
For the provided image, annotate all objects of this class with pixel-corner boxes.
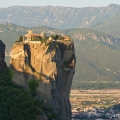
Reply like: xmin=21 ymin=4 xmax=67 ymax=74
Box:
xmin=10 ymin=38 xmax=76 ymax=120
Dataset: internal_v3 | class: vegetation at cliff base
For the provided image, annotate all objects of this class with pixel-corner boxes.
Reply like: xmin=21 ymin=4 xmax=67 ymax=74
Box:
xmin=0 ymin=87 xmax=38 ymax=120
xmin=0 ymin=67 xmax=59 ymax=120
xmin=0 ymin=67 xmax=13 ymax=82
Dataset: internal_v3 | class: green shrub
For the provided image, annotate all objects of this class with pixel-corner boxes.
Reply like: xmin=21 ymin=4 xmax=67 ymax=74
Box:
xmin=18 ymin=35 xmax=23 ymax=42
xmin=51 ymin=34 xmax=63 ymax=40
xmin=31 ymin=37 xmax=47 ymax=43
xmin=0 ymin=68 xmax=13 ymax=82
xmin=0 ymin=86 xmax=38 ymax=120
xmin=28 ymin=79 xmax=39 ymax=97
xmin=41 ymin=38 xmax=47 ymax=43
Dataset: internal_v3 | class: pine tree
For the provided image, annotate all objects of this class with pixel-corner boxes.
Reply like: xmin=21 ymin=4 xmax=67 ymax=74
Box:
xmin=18 ymin=35 xmax=23 ymax=42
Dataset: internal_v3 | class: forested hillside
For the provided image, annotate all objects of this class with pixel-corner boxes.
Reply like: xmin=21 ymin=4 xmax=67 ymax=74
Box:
xmin=92 ymin=13 xmax=120 ymax=38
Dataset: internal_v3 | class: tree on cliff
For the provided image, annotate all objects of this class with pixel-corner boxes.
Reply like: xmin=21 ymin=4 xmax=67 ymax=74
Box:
xmin=51 ymin=34 xmax=63 ymax=40
xmin=28 ymin=79 xmax=39 ymax=97
xmin=18 ymin=35 xmax=23 ymax=42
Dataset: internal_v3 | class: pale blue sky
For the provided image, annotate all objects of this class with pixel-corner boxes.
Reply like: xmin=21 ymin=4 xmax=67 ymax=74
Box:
xmin=0 ymin=0 xmax=120 ymax=8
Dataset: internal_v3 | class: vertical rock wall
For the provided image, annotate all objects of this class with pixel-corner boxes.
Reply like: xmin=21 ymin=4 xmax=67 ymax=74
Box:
xmin=0 ymin=40 xmax=7 ymax=73
xmin=10 ymin=39 xmax=76 ymax=120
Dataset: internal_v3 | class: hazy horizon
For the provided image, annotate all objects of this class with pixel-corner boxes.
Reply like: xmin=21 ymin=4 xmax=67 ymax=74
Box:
xmin=0 ymin=0 xmax=120 ymax=8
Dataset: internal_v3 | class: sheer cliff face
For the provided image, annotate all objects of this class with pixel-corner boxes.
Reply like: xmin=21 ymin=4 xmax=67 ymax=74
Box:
xmin=0 ymin=40 xmax=5 ymax=60
xmin=0 ymin=40 xmax=7 ymax=73
xmin=10 ymin=39 xmax=76 ymax=120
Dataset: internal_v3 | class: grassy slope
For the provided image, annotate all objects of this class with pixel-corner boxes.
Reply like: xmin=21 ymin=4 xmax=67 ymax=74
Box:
xmin=72 ymin=40 xmax=120 ymax=89
xmin=92 ymin=13 xmax=120 ymax=38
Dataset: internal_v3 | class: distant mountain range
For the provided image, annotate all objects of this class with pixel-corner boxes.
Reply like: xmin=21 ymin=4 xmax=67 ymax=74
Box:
xmin=2 ymin=23 xmax=120 ymax=89
xmin=0 ymin=4 xmax=120 ymax=30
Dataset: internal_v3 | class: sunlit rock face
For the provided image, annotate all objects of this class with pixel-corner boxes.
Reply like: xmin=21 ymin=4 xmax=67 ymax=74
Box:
xmin=10 ymin=38 xmax=76 ymax=120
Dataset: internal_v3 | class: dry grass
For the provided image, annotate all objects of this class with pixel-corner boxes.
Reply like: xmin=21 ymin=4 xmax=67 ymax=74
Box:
xmin=70 ymin=89 xmax=120 ymax=109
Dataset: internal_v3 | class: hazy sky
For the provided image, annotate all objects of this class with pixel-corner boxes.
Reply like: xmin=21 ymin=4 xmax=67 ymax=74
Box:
xmin=0 ymin=0 xmax=120 ymax=8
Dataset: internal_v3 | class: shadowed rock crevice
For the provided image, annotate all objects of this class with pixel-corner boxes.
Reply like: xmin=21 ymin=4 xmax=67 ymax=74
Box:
xmin=0 ymin=40 xmax=5 ymax=60
xmin=24 ymin=44 xmax=36 ymax=72
xmin=10 ymin=39 xmax=76 ymax=120
xmin=0 ymin=40 xmax=8 ymax=73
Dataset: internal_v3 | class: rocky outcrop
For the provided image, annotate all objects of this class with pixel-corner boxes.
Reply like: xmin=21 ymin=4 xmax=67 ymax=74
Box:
xmin=10 ymin=39 xmax=76 ymax=120
xmin=0 ymin=40 xmax=5 ymax=60
xmin=73 ymin=31 xmax=119 ymax=45
xmin=0 ymin=40 xmax=7 ymax=73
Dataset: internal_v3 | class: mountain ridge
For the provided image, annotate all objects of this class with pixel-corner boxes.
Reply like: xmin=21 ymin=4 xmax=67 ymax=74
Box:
xmin=1 ymin=23 xmax=119 ymax=54
xmin=2 ymin=23 xmax=120 ymax=89
xmin=0 ymin=4 xmax=120 ymax=29
xmin=92 ymin=13 xmax=120 ymax=38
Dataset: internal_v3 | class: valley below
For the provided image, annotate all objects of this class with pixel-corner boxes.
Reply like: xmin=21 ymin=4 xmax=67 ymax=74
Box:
xmin=70 ymin=89 xmax=120 ymax=110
